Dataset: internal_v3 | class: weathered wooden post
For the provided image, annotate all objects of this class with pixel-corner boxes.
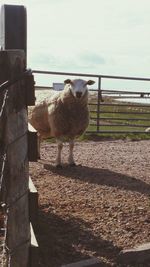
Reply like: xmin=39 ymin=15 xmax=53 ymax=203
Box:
xmin=0 ymin=4 xmax=39 ymax=267
xmin=0 ymin=4 xmax=27 ymax=52
xmin=0 ymin=49 xmax=30 ymax=267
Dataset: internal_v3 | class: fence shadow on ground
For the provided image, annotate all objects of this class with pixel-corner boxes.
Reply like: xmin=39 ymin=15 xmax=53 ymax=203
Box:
xmin=43 ymin=164 xmax=150 ymax=197
xmin=37 ymin=207 xmax=121 ymax=267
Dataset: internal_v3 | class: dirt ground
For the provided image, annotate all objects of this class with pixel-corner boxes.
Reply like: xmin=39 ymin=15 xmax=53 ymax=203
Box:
xmin=29 ymin=139 xmax=150 ymax=267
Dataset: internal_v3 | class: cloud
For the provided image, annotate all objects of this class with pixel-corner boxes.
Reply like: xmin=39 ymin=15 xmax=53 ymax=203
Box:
xmin=3 ymin=0 xmax=150 ymax=81
xmin=79 ymin=52 xmax=106 ymax=65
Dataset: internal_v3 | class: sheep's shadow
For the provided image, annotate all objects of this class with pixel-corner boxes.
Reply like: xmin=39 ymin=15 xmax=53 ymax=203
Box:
xmin=37 ymin=207 xmax=121 ymax=267
xmin=43 ymin=163 xmax=150 ymax=197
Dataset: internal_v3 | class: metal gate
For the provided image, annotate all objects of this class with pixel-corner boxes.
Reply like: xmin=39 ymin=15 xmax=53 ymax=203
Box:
xmin=33 ymin=70 xmax=150 ymax=135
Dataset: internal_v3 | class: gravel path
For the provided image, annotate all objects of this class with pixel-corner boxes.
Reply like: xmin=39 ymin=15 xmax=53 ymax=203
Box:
xmin=30 ymin=139 xmax=150 ymax=267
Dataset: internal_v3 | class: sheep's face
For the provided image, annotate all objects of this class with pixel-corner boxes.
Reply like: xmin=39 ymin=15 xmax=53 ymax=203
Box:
xmin=64 ymin=79 xmax=95 ymax=99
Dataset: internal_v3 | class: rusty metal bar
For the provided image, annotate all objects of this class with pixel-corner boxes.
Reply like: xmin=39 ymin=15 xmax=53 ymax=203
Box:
xmin=88 ymin=103 xmax=97 ymax=106
xmin=99 ymin=111 xmax=150 ymax=115
xmin=103 ymin=96 xmax=150 ymax=100
xmin=33 ymin=70 xmax=150 ymax=82
xmin=102 ymin=89 xmax=150 ymax=94
xmin=33 ymin=70 xmax=99 ymax=78
xmin=86 ymin=130 xmax=150 ymax=134
xmin=100 ymin=103 xmax=150 ymax=108
xmin=96 ymin=124 xmax=150 ymax=127
xmin=98 ymin=117 xmax=150 ymax=121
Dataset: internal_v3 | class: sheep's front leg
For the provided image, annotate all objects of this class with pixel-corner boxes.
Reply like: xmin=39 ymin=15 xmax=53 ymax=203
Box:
xmin=68 ymin=140 xmax=76 ymax=166
xmin=56 ymin=139 xmax=63 ymax=167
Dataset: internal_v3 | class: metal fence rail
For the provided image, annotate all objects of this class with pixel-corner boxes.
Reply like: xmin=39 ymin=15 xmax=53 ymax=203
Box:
xmin=33 ymin=70 xmax=150 ymax=135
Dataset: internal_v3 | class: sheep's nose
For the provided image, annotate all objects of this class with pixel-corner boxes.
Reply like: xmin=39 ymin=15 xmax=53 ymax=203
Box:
xmin=76 ymin=92 xmax=82 ymax=98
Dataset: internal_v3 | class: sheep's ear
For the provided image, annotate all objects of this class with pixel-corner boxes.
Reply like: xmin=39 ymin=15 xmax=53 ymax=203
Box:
xmin=86 ymin=80 xmax=95 ymax=85
xmin=64 ymin=79 xmax=72 ymax=84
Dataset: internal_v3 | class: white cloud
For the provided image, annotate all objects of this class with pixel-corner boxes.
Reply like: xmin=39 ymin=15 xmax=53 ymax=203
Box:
xmin=1 ymin=0 xmax=150 ymax=88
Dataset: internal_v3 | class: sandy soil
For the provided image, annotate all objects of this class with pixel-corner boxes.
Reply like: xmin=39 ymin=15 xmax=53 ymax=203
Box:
xmin=29 ymin=139 xmax=150 ymax=267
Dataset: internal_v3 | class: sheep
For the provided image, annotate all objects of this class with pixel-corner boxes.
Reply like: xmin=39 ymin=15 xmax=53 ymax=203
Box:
xmin=28 ymin=78 xmax=95 ymax=167
xmin=145 ymin=127 xmax=150 ymax=132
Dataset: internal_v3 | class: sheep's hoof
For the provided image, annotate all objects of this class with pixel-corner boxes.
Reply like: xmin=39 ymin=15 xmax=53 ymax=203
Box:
xmin=56 ymin=164 xmax=63 ymax=169
xmin=69 ymin=163 xmax=76 ymax=167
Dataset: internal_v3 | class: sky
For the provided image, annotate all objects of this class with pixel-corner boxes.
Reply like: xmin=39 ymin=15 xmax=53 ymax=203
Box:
xmin=0 ymin=0 xmax=150 ymax=90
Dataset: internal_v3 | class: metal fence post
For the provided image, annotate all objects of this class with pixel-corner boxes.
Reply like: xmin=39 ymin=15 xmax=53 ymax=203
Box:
xmin=97 ymin=76 xmax=102 ymax=132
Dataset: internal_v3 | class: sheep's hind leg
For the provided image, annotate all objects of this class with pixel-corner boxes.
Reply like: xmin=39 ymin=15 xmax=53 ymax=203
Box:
xmin=68 ymin=140 xmax=76 ymax=166
xmin=56 ymin=139 xmax=63 ymax=168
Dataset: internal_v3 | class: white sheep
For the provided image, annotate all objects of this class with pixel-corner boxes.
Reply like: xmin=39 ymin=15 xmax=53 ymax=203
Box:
xmin=29 ymin=78 xmax=95 ymax=167
xmin=145 ymin=127 xmax=150 ymax=132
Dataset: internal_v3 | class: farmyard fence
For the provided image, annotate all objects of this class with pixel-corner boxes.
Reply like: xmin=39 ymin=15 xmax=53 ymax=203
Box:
xmin=33 ymin=70 xmax=150 ymax=135
xmin=0 ymin=5 xmax=39 ymax=267
xmin=0 ymin=50 xmax=38 ymax=267
xmin=1 ymin=3 xmax=150 ymax=267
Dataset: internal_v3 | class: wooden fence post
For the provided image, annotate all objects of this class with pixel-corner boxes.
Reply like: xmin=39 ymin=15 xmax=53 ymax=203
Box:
xmin=0 ymin=4 xmax=39 ymax=267
xmin=0 ymin=5 xmax=40 ymax=266
xmin=0 ymin=4 xmax=27 ymax=53
xmin=0 ymin=50 xmax=30 ymax=266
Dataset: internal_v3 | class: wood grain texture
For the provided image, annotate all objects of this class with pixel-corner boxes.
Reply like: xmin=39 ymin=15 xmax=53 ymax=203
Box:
xmin=0 ymin=50 xmax=30 ymax=267
xmin=0 ymin=5 xmax=37 ymax=266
